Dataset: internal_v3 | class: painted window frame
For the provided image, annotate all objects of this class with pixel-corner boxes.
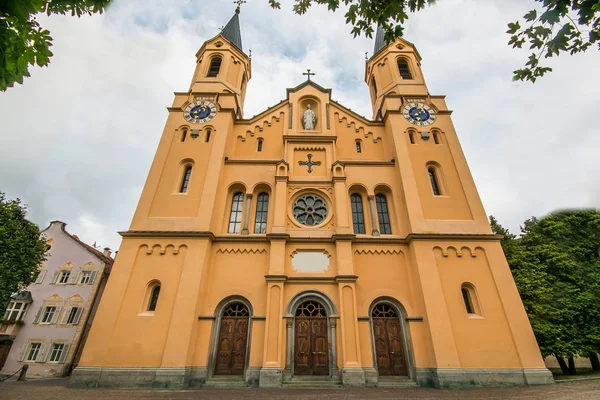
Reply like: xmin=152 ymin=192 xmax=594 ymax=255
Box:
xmin=228 ymin=192 xmax=245 ymax=234
xmin=350 ymin=194 xmax=366 ymax=234
xmin=3 ymin=301 xmax=29 ymax=322
xmin=253 ymin=192 xmax=269 ymax=234
xmin=375 ymin=194 xmax=393 ymax=234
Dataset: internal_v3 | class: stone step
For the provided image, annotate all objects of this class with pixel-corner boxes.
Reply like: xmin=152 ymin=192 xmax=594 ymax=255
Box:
xmin=377 ymin=377 xmax=418 ymax=388
xmin=204 ymin=377 xmax=247 ymax=388
xmin=282 ymin=382 xmax=344 ymax=388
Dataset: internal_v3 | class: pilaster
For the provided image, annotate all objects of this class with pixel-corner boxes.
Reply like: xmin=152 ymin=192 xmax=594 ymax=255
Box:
xmin=409 ymin=240 xmax=463 ymax=373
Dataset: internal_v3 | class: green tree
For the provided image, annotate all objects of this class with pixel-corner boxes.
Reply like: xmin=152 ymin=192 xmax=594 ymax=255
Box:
xmin=270 ymin=0 xmax=600 ymax=82
xmin=0 ymin=193 xmax=47 ymax=317
xmin=0 ymin=0 xmax=111 ymax=91
xmin=491 ymin=211 xmax=600 ymax=374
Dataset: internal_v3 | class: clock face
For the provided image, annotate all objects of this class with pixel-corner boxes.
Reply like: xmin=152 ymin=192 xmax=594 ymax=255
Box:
xmin=183 ymin=100 xmax=217 ymax=124
xmin=402 ymin=102 xmax=436 ymax=126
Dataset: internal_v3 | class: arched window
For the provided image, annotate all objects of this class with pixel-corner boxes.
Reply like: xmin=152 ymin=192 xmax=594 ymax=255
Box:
xmin=241 ymin=72 xmax=247 ymax=95
xmin=409 ymin=131 xmax=416 ymax=144
xmin=205 ymin=129 xmax=212 ymax=143
xmin=375 ymin=194 xmax=392 ymax=234
xmin=350 ymin=194 xmax=366 ymax=234
xmin=428 ymin=168 xmax=441 ymax=196
xmin=257 ymin=139 xmax=263 ymax=152
xmin=254 ymin=192 xmax=269 ymax=234
xmin=433 ymin=131 xmax=440 ymax=144
xmin=148 ymin=285 xmax=161 ymax=312
xmin=181 ymin=129 xmax=187 ymax=142
xmin=207 ymin=56 xmax=222 ymax=77
xmin=460 ymin=284 xmax=481 ymax=316
xmin=372 ymin=77 xmax=378 ymax=98
xmin=461 ymin=288 xmax=474 ymax=314
xmin=397 ymin=59 xmax=413 ymax=80
xmin=180 ymin=165 xmax=192 ymax=193
xmin=355 ymin=140 xmax=362 ymax=153
xmin=228 ymin=192 xmax=244 ymax=233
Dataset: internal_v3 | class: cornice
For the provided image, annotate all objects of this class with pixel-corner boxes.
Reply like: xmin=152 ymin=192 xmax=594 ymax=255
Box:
xmin=264 ymin=274 xmax=358 ymax=283
xmin=224 ymin=159 xmax=281 ymax=165
xmin=119 ymin=230 xmax=501 ymax=243
xmin=284 ymin=134 xmax=337 ymax=143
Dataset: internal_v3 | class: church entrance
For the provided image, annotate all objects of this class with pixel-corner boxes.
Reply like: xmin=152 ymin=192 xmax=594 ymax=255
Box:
xmin=294 ymin=301 xmax=329 ymax=375
xmin=214 ymin=302 xmax=249 ymax=375
xmin=372 ymin=303 xmax=408 ymax=376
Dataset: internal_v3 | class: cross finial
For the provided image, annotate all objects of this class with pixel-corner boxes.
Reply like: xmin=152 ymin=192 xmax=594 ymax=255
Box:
xmin=219 ymin=25 xmax=224 ymax=31
xmin=302 ymin=69 xmax=315 ymax=81
xmin=234 ymin=0 xmax=246 ymax=12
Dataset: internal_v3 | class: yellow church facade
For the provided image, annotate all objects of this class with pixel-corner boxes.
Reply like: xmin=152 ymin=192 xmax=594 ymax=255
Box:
xmin=71 ymin=9 xmax=553 ymax=389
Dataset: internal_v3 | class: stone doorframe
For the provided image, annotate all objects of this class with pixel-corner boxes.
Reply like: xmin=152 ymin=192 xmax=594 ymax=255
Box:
xmin=283 ymin=290 xmax=339 ymax=378
xmin=368 ymin=297 xmax=417 ymax=380
xmin=206 ymin=295 xmax=254 ymax=380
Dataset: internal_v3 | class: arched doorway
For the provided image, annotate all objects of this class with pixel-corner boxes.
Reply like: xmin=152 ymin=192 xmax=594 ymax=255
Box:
xmin=214 ymin=302 xmax=250 ymax=375
xmin=294 ymin=300 xmax=329 ymax=375
xmin=371 ymin=303 xmax=408 ymax=376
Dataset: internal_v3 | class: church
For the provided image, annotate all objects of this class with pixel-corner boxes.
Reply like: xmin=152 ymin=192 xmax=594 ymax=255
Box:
xmin=71 ymin=7 xmax=553 ymax=389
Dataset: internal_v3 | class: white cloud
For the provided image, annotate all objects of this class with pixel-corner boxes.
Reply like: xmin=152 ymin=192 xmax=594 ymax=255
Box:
xmin=0 ymin=0 xmax=598 ymax=249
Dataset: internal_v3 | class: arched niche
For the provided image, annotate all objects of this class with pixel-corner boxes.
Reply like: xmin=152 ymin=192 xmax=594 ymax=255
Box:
xmin=298 ymin=96 xmax=321 ymax=132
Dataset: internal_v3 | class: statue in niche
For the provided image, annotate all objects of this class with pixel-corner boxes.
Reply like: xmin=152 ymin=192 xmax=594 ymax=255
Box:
xmin=301 ymin=104 xmax=317 ymax=130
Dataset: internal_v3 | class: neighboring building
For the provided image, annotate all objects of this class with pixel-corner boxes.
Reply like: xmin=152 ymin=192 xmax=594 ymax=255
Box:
xmin=0 ymin=221 xmax=113 ymax=377
xmin=71 ymin=8 xmax=553 ymax=389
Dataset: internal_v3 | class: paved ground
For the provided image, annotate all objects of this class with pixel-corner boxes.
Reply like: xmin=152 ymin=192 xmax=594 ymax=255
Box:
xmin=1 ymin=378 xmax=600 ymax=400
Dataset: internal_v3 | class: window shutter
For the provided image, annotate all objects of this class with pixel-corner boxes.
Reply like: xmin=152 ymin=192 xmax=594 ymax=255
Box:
xmin=51 ymin=305 xmax=62 ymax=324
xmin=33 ymin=306 xmax=43 ymax=324
xmin=37 ymin=343 xmax=50 ymax=363
xmin=61 ymin=306 xmax=72 ymax=324
xmin=35 ymin=269 xmax=47 ymax=284
xmin=73 ymin=307 xmax=83 ymax=325
xmin=59 ymin=344 xmax=70 ymax=364
xmin=89 ymin=270 xmax=98 ymax=285
xmin=50 ymin=270 xmax=59 ymax=284
xmin=17 ymin=343 xmax=29 ymax=362
xmin=68 ymin=270 xmax=78 ymax=284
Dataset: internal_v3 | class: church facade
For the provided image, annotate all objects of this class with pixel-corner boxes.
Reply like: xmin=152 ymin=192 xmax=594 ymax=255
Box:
xmin=71 ymin=9 xmax=553 ymax=389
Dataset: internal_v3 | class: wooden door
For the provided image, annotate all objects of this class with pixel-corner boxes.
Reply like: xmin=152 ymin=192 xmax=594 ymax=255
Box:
xmin=294 ymin=301 xmax=329 ymax=375
xmin=372 ymin=304 xmax=408 ymax=376
xmin=0 ymin=340 xmax=12 ymax=371
xmin=214 ymin=303 xmax=249 ymax=376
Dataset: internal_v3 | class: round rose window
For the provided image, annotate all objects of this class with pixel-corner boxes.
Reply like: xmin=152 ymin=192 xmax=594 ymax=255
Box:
xmin=293 ymin=194 xmax=328 ymax=226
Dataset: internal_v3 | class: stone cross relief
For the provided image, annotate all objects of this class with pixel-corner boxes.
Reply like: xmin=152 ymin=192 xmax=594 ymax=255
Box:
xmin=302 ymin=104 xmax=317 ymax=130
xmin=298 ymin=154 xmax=321 ymax=174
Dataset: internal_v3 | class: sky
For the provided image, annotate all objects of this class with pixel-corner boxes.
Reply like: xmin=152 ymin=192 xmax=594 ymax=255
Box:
xmin=0 ymin=0 xmax=599 ymax=251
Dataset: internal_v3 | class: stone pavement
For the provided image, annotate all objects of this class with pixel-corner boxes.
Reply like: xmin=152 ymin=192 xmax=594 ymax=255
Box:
xmin=1 ymin=378 xmax=600 ymax=400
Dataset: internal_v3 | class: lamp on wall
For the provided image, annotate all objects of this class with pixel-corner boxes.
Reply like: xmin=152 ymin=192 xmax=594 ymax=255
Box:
xmin=420 ymin=131 xmax=430 ymax=141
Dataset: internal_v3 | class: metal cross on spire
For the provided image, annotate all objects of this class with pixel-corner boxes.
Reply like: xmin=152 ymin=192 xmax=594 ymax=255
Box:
xmin=234 ymin=0 xmax=246 ymax=12
xmin=302 ymin=69 xmax=315 ymax=81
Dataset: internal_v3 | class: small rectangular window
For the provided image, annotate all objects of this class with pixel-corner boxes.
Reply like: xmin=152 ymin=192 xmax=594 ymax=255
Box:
xmin=356 ymin=141 xmax=362 ymax=153
xmin=4 ymin=302 xmax=28 ymax=322
xmin=66 ymin=307 xmax=80 ymax=324
xmin=257 ymin=140 xmax=263 ymax=152
xmin=58 ymin=271 xmax=70 ymax=284
xmin=48 ymin=343 xmax=65 ymax=363
xmin=41 ymin=306 xmax=56 ymax=323
xmin=26 ymin=343 xmax=42 ymax=361
xmin=80 ymin=271 xmax=92 ymax=284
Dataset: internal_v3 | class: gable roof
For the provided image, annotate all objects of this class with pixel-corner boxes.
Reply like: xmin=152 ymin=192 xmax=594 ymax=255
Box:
xmin=43 ymin=221 xmax=114 ymax=266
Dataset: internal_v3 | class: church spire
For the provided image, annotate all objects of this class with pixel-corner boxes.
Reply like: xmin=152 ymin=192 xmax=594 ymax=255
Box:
xmin=373 ymin=25 xmax=386 ymax=55
xmin=220 ymin=6 xmax=244 ymax=52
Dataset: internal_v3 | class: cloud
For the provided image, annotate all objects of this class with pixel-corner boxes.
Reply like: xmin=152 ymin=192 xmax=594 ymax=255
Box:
xmin=0 ymin=0 xmax=598 ymax=249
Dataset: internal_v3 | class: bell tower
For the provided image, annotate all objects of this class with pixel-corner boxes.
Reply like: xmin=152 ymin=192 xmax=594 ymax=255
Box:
xmin=190 ymin=6 xmax=251 ymax=117
xmin=365 ymin=26 xmax=428 ymax=120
